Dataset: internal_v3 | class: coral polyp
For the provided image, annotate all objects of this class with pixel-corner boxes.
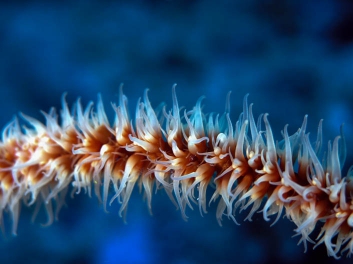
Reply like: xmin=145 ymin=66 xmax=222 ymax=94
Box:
xmin=0 ymin=84 xmax=352 ymax=259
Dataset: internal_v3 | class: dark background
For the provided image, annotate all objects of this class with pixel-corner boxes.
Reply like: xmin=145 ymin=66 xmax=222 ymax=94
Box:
xmin=0 ymin=1 xmax=353 ymax=263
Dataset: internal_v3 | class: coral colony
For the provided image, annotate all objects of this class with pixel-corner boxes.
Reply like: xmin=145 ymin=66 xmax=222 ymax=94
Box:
xmin=0 ymin=84 xmax=352 ymax=259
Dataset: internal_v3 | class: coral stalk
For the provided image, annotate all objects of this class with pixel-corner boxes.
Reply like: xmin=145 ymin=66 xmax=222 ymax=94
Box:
xmin=0 ymin=84 xmax=353 ymax=258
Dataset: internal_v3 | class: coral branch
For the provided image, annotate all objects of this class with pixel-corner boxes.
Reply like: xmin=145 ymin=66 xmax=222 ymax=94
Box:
xmin=0 ymin=84 xmax=353 ymax=258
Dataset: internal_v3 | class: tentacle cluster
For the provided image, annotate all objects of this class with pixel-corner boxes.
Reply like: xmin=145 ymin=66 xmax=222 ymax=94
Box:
xmin=0 ymin=85 xmax=353 ymax=258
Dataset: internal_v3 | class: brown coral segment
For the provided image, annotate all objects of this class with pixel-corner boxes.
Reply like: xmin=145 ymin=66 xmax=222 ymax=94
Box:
xmin=0 ymin=85 xmax=353 ymax=258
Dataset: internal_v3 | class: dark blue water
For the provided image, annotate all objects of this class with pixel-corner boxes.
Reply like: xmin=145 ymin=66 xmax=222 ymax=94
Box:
xmin=0 ymin=1 xmax=352 ymax=264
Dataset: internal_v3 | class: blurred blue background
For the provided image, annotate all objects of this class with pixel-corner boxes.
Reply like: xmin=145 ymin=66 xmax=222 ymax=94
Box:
xmin=0 ymin=1 xmax=353 ymax=264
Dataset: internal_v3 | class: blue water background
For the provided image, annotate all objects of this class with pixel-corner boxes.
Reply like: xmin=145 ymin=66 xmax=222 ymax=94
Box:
xmin=0 ymin=1 xmax=353 ymax=264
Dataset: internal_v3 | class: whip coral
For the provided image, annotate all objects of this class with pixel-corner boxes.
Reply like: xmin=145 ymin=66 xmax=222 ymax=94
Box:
xmin=0 ymin=84 xmax=353 ymax=259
